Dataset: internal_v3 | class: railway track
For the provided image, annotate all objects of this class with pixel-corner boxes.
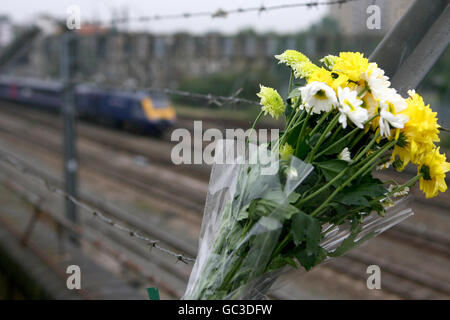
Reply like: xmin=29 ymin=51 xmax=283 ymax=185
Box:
xmin=3 ymin=102 xmax=449 ymax=208
xmin=0 ymin=103 xmax=449 ymax=299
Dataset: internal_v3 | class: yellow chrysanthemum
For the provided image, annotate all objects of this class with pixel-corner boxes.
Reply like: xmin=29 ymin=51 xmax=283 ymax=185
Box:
xmin=332 ymin=52 xmax=369 ymax=82
xmin=392 ymin=90 xmax=440 ymax=169
xmin=331 ymin=72 xmax=349 ymax=91
xmin=275 ymin=50 xmax=310 ymax=68
xmin=307 ymin=67 xmax=333 ymax=85
xmin=307 ymin=68 xmax=349 ymax=92
xmin=280 ymin=143 xmax=294 ymax=161
xmin=417 ymin=148 xmax=450 ymax=198
xmin=257 ymin=85 xmax=285 ymax=119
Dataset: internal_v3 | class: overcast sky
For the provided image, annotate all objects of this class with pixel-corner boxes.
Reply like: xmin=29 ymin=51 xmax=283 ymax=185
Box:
xmin=1 ymin=0 xmax=329 ymax=34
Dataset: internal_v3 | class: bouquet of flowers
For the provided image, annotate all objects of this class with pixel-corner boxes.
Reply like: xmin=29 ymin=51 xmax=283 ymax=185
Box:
xmin=183 ymin=51 xmax=450 ymax=300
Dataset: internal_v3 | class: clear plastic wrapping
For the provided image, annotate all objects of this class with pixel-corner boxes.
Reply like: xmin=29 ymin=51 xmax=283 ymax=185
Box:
xmin=183 ymin=140 xmax=413 ymax=300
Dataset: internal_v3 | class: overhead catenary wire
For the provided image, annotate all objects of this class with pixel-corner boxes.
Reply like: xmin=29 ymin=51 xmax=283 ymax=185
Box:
xmin=108 ymin=0 xmax=361 ymax=24
xmin=0 ymin=149 xmax=196 ymax=264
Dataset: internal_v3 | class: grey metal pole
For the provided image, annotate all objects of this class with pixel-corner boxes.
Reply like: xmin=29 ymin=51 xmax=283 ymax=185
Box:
xmin=60 ymin=32 xmax=79 ymax=244
xmin=369 ymin=0 xmax=449 ymax=95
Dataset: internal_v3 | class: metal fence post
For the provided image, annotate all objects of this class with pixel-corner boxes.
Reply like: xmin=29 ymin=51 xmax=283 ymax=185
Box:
xmin=60 ymin=32 xmax=79 ymax=244
xmin=369 ymin=0 xmax=450 ymax=95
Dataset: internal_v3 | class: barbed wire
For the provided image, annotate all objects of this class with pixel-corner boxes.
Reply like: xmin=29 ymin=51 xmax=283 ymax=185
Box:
xmin=82 ymin=79 xmax=260 ymax=107
xmin=0 ymin=150 xmax=196 ymax=264
xmin=146 ymin=87 xmax=260 ymax=107
xmin=108 ymin=0 xmax=361 ymax=24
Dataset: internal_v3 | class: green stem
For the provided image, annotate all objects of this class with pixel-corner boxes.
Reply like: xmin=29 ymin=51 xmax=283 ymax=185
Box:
xmin=352 ymin=132 xmax=380 ymax=163
xmin=284 ymin=103 xmax=303 ymax=132
xmin=314 ymin=126 xmax=359 ymax=160
xmin=348 ymin=129 xmax=366 ymax=150
xmin=384 ymin=174 xmax=421 ymax=199
xmin=327 ymin=125 xmax=342 ymax=144
xmin=308 ymin=109 xmax=333 ymax=139
xmin=271 ymin=233 xmax=292 ymax=258
xmin=246 ymin=110 xmax=264 ymax=148
xmin=310 ymin=139 xmax=396 ymax=217
xmin=307 ymin=112 xmax=340 ymax=162
xmin=277 ymin=103 xmax=304 ymax=149
xmin=288 ymin=70 xmax=294 ymax=95
xmin=280 ymin=119 xmax=306 ymax=147
xmin=294 ymin=109 xmax=312 ymax=158
xmin=296 ymin=168 xmax=348 ymax=206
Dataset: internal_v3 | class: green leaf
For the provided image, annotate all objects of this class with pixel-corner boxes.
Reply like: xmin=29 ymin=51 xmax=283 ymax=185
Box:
xmin=263 ymin=190 xmax=300 ymax=204
xmin=249 ymin=198 xmax=299 ymax=221
xmin=295 ymin=138 xmax=310 ymax=160
xmin=327 ymin=202 xmax=349 ymax=216
xmin=267 ymin=255 xmax=297 ymax=272
xmin=315 ymin=159 xmax=349 ymax=174
xmin=334 ymin=182 xmax=386 ymax=207
xmin=323 ymin=138 xmax=352 ymax=155
xmin=315 ymin=159 xmax=349 ymax=187
xmin=296 ymin=246 xmax=327 ymax=270
xmin=336 ymin=194 xmax=370 ymax=207
xmin=291 ymin=210 xmax=321 ymax=246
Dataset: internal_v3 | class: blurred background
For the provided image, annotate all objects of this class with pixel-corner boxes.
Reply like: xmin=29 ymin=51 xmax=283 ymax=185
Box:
xmin=0 ymin=0 xmax=448 ymax=300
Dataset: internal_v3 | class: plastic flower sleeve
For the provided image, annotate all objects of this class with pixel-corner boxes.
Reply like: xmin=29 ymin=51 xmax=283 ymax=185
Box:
xmin=183 ymin=140 xmax=414 ymax=300
xmin=222 ymin=196 xmax=413 ymax=300
xmin=266 ymin=196 xmax=413 ymax=297
xmin=183 ymin=140 xmax=314 ymax=299
xmin=320 ymin=195 xmax=413 ymax=255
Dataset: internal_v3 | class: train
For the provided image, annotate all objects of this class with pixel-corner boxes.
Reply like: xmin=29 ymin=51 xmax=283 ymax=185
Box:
xmin=0 ymin=75 xmax=176 ymax=136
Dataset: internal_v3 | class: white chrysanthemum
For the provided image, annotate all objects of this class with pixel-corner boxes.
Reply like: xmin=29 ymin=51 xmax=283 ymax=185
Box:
xmin=378 ymin=89 xmax=409 ymax=137
xmin=362 ymin=63 xmax=391 ymax=101
xmin=338 ymin=147 xmax=352 ymax=163
xmin=300 ymin=81 xmax=337 ymax=114
xmin=386 ymin=88 xmax=408 ymax=112
xmin=337 ymin=87 xmax=369 ymax=129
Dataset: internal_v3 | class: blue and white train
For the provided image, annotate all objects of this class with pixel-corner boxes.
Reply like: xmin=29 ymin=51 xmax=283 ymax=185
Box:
xmin=0 ymin=75 xmax=176 ymax=135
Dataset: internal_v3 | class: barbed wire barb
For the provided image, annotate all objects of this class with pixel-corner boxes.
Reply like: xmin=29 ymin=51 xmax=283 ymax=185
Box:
xmin=104 ymin=0 xmax=361 ymax=25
